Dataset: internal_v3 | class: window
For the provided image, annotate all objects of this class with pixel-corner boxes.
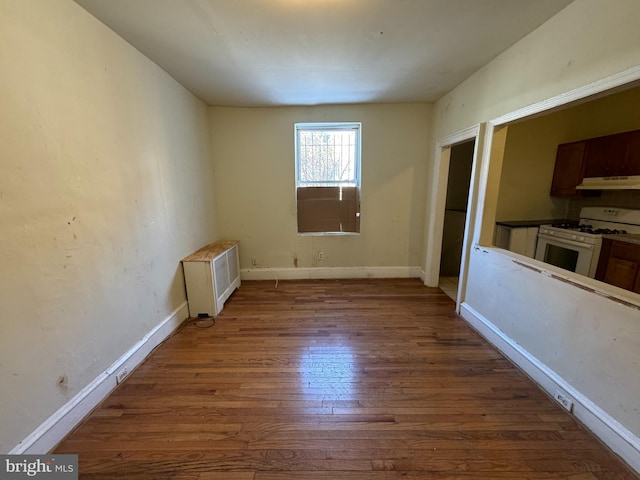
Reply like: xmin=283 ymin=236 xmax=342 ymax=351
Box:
xmin=295 ymin=122 xmax=361 ymax=234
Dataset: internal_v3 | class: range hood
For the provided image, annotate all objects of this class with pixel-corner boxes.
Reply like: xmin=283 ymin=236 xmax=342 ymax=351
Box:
xmin=576 ymin=175 xmax=640 ymax=190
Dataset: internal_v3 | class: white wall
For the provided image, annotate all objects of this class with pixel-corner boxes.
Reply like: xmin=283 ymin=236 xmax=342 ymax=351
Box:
xmin=433 ymin=0 xmax=640 ymax=138
xmin=0 ymin=0 xmax=218 ymax=452
xmin=431 ymin=0 xmax=640 ymax=446
xmin=209 ymin=104 xmax=431 ymax=273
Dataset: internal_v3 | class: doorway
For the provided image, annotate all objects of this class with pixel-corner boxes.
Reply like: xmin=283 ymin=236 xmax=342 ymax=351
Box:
xmin=439 ymin=140 xmax=475 ymax=300
xmin=424 ymin=124 xmax=483 ymax=310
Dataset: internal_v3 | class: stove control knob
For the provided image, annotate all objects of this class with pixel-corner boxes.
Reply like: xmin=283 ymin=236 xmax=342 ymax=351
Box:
xmin=571 ymin=234 xmax=577 ymax=240
xmin=578 ymin=236 xmax=585 ymax=242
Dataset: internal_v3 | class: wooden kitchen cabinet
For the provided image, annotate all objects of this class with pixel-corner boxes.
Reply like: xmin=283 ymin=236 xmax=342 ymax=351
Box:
xmin=549 ymin=141 xmax=587 ymax=197
xmin=583 ymin=133 xmax=626 ymax=178
xmin=583 ymin=131 xmax=640 ymax=178
xmin=595 ymin=238 xmax=640 ymax=293
xmin=551 ymin=128 xmax=640 ymax=197
xmin=623 ymin=130 xmax=640 ymax=175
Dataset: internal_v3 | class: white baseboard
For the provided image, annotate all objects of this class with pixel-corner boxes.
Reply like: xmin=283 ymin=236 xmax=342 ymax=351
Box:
xmin=10 ymin=302 xmax=190 ymax=454
xmin=241 ymin=266 xmax=424 ymax=281
xmin=460 ymin=303 xmax=640 ymax=474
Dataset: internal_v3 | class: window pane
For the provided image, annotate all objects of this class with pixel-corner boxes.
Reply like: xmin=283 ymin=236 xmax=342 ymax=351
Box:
xmin=298 ymin=128 xmax=357 ymax=185
xmin=295 ymin=122 xmax=361 ymax=235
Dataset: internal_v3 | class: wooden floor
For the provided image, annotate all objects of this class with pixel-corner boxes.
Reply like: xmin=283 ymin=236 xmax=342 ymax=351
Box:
xmin=55 ymin=279 xmax=637 ymax=479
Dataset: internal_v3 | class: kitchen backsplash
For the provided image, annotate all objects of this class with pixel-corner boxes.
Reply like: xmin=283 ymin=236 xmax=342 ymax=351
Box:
xmin=567 ymin=190 xmax=640 ymax=219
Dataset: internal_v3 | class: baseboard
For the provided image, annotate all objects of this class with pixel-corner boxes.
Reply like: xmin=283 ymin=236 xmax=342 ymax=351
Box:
xmin=460 ymin=303 xmax=640 ymax=474
xmin=9 ymin=301 xmax=190 ymax=454
xmin=241 ymin=266 xmax=424 ymax=281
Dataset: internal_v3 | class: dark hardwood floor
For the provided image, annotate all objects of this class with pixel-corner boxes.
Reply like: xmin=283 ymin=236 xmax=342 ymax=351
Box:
xmin=54 ymin=279 xmax=638 ymax=479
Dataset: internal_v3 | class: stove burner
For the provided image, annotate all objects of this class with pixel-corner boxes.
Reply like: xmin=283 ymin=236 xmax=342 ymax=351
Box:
xmin=580 ymin=227 xmax=627 ymax=235
xmin=549 ymin=223 xmax=628 ymax=235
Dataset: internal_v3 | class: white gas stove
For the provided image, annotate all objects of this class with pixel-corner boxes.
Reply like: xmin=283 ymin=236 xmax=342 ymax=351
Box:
xmin=535 ymin=207 xmax=640 ymax=277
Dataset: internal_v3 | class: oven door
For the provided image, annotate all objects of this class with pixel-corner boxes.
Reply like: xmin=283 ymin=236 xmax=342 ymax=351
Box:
xmin=534 ymin=233 xmax=598 ymax=277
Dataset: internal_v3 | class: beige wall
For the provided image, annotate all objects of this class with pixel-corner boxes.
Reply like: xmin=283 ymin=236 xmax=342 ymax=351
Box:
xmin=0 ymin=0 xmax=218 ymax=452
xmin=432 ymin=0 xmax=640 ymax=441
xmin=210 ymin=104 xmax=431 ymax=271
xmin=433 ymin=0 xmax=640 ymax=139
xmin=5 ymin=0 xmax=640 ymax=460
xmin=496 ymin=86 xmax=640 ymax=221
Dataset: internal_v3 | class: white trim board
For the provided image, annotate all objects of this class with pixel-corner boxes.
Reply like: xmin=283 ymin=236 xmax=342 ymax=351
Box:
xmin=424 ymin=124 xmax=481 ymax=288
xmin=241 ymin=266 xmax=424 ymax=281
xmin=491 ymin=65 xmax=640 ymax=127
xmin=10 ymin=302 xmax=190 ymax=455
xmin=460 ymin=303 xmax=640 ymax=474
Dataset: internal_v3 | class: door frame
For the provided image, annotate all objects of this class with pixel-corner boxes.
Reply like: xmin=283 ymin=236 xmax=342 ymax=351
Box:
xmin=424 ymin=124 xmax=485 ymax=312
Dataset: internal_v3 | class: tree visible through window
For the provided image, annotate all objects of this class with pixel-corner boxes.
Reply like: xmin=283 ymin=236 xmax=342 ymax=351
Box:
xmin=298 ymin=129 xmax=357 ymax=186
xmin=295 ymin=123 xmax=361 ymax=234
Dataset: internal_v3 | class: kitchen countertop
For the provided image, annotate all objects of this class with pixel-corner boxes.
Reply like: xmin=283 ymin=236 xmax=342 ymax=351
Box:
xmin=496 ymin=219 xmax=573 ymax=228
xmin=602 ymin=234 xmax=640 ymax=245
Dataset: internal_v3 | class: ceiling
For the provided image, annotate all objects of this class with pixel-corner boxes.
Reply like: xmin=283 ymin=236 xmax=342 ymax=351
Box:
xmin=74 ymin=0 xmax=573 ymax=107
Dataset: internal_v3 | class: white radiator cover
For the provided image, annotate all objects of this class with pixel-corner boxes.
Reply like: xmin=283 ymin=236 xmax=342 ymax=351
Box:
xmin=182 ymin=242 xmax=241 ymax=317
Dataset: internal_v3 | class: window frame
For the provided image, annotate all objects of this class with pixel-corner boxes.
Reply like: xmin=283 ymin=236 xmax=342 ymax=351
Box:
xmin=294 ymin=122 xmax=362 ymax=189
xmin=294 ymin=122 xmax=362 ymax=236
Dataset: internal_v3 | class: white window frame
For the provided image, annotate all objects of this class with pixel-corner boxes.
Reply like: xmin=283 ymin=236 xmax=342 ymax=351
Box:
xmin=294 ymin=122 xmax=362 ymax=236
xmin=294 ymin=122 xmax=362 ymax=189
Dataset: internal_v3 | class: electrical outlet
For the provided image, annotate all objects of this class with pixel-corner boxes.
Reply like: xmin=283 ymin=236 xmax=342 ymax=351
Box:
xmin=115 ymin=366 xmax=129 ymax=384
xmin=318 ymin=251 xmax=325 ymax=260
xmin=251 ymin=257 xmax=257 ymax=266
xmin=554 ymin=388 xmax=574 ymax=412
